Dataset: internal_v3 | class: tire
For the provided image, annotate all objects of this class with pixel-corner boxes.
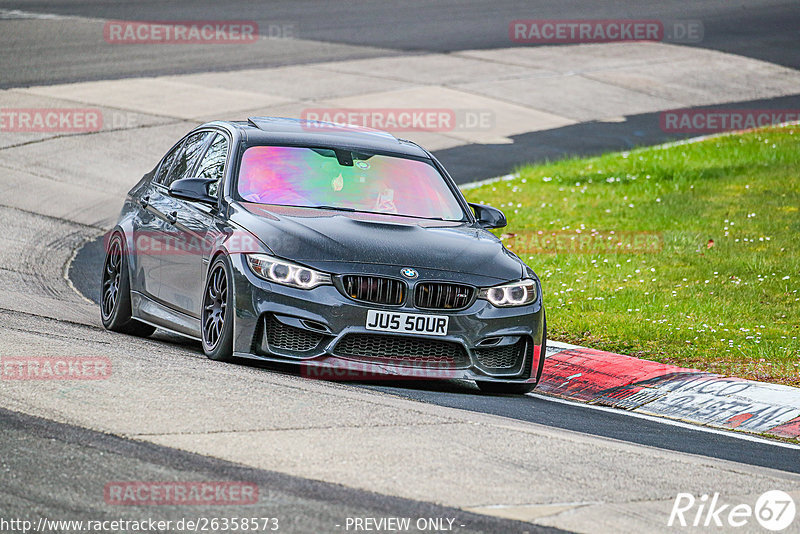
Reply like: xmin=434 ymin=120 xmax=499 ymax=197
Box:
xmin=201 ymin=255 xmax=234 ymax=362
xmin=100 ymin=233 xmax=156 ymax=337
xmin=476 ymin=310 xmax=547 ymax=396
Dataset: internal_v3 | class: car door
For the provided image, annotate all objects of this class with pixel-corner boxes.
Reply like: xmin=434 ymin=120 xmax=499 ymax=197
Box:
xmin=130 ymin=138 xmax=185 ymax=300
xmin=157 ymin=130 xmax=221 ymax=317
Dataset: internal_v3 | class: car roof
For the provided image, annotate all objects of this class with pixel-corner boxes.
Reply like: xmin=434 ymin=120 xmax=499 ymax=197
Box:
xmin=209 ymin=117 xmax=430 ymax=158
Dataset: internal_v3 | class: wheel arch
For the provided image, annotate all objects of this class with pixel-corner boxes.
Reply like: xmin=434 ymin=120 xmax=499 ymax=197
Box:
xmin=104 ymin=224 xmax=137 ymax=293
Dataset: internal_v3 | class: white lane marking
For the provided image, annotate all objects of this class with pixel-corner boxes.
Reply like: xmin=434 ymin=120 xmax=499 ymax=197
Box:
xmin=459 ymin=173 xmax=518 ymax=191
xmin=0 ymin=9 xmax=70 ymax=20
xmin=0 ymin=9 xmax=103 ymax=22
xmin=527 ymin=392 xmax=800 ymax=451
xmin=547 ymin=340 xmax=583 ymax=351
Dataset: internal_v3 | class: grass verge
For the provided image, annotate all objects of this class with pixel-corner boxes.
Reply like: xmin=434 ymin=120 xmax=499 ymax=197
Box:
xmin=463 ymin=124 xmax=800 ymax=386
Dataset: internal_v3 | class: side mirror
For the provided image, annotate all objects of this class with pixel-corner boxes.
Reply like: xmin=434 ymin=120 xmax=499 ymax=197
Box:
xmin=469 ymin=203 xmax=507 ymax=229
xmin=169 ymin=177 xmax=216 ymax=204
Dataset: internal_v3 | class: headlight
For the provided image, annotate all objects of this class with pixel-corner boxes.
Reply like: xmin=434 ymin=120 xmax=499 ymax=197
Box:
xmin=246 ymin=254 xmax=331 ymax=289
xmin=478 ymin=279 xmax=538 ymax=307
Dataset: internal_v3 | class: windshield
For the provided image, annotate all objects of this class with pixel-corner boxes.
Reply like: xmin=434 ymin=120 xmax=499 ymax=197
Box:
xmin=237 ymin=146 xmax=466 ymax=221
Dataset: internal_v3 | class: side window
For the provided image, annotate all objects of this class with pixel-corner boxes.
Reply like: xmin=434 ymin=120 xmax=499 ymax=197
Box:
xmin=163 ymin=131 xmax=211 ymax=187
xmin=154 ymin=141 xmax=185 ymax=185
xmin=195 ymin=134 xmax=228 ymax=198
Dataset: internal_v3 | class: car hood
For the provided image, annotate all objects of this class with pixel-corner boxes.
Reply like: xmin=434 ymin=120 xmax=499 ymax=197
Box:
xmin=231 ymin=202 xmax=523 ymax=283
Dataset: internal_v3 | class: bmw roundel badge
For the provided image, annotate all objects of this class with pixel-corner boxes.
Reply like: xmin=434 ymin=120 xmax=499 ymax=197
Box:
xmin=401 ymin=267 xmax=418 ymax=279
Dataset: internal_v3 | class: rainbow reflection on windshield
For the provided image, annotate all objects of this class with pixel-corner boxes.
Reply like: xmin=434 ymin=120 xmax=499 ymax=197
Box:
xmin=237 ymin=146 xmax=465 ymax=220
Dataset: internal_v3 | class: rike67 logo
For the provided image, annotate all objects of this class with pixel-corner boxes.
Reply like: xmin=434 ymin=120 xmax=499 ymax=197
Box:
xmin=669 ymin=490 xmax=796 ymax=531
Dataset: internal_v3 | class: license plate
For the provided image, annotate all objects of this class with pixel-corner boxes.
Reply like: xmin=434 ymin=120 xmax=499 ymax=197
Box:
xmin=365 ymin=310 xmax=449 ymax=336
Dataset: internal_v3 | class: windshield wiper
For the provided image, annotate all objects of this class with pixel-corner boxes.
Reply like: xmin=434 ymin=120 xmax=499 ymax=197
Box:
xmin=310 ymin=205 xmax=356 ymax=212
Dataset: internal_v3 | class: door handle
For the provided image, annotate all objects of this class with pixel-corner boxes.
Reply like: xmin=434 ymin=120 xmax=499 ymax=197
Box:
xmin=140 ymin=195 xmax=149 ymax=208
xmin=166 ymin=211 xmax=178 ymax=225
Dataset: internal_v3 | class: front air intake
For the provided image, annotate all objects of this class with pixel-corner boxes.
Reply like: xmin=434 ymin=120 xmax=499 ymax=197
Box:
xmin=415 ymin=282 xmax=474 ymax=310
xmin=341 ymin=275 xmax=406 ymax=305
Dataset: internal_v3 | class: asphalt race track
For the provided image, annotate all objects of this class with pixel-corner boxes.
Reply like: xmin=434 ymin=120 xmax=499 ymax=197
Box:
xmin=1 ymin=408 xmax=555 ymax=534
xmin=2 ymin=0 xmax=799 ymax=87
xmin=2 ymin=1 xmax=800 ymax=532
xmin=70 ymin=236 xmax=800 ymax=476
xmin=2 ymin=0 xmax=800 ymax=181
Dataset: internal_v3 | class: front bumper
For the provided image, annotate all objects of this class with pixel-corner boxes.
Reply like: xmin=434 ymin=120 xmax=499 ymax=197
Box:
xmin=229 ymin=255 xmax=545 ymax=384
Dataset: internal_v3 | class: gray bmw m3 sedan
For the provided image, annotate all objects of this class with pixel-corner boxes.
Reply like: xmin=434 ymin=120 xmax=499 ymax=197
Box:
xmin=101 ymin=117 xmax=546 ymax=394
